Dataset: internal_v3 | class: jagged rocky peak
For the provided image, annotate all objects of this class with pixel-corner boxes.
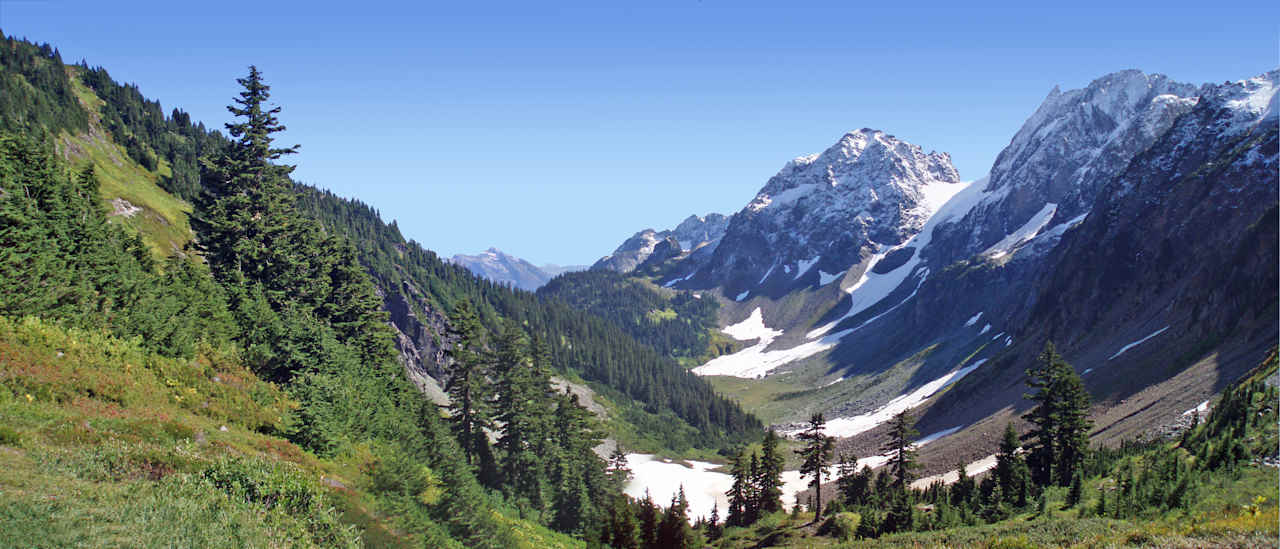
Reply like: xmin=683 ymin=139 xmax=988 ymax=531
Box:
xmin=592 ymin=212 xmax=729 ymax=273
xmin=930 ymin=70 xmax=1205 ymax=262
xmin=691 ymin=129 xmax=961 ymax=292
xmin=750 ymin=128 xmax=960 ymax=233
xmin=671 ymin=213 xmax=729 ymax=251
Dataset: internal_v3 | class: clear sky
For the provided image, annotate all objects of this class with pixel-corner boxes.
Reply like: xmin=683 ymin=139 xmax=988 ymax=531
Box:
xmin=3 ymin=1 xmax=1277 ymax=266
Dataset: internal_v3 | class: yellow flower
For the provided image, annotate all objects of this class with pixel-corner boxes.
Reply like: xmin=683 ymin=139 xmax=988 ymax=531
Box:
xmin=25 ymin=394 xmax=34 ymax=403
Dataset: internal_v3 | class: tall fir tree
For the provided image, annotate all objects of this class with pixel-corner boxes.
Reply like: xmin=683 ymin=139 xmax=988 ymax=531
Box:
xmin=994 ymin=422 xmax=1030 ymax=506
xmin=1022 ymin=342 xmax=1093 ymax=487
xmin=795 ymin=412 xmax=835 ymax=519
xmin=444 ymin=301 xmax=493 ymax=470
xmin=755 ymin=428 xmax=786 ymax=515
xmin=882 ymin=410 xmax=919 ymax=491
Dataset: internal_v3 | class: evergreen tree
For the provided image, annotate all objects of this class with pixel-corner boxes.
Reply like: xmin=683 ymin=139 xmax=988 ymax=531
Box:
xmin=1022 ymin=342 xmax=1093 ymax=487
xmin=882 ymin=410 xmax=919 ymax=491
xmin=726 ymin=449 xmax=751 ymax=527
xmin=638 ymin=490 xmax=659 ymax=549
xmin=657 ymin=487 xmax=692 ymax=549
xmin=994 ymin=422 xmax=1030 ymax=507
xmin=444 ymin=301 xmax=493 ymax=470
xmin=795 ymin=412 xmax=835 ymax=520
xmin=755 ymin=429 xmax=785 ymax=515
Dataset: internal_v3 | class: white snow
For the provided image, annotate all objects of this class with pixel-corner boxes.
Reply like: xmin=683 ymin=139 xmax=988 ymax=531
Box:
xmin=663 ymin=273 xmax=692 ymax=288
xmin=625 ymin=419 xmax=974 ymax=519
xmin=1108 ymin=326 xmax=1170 ymax=360
xmin=624 ymin=454 xmax=732 ymax=522
xmin=983 ymin=203 xmax=1058 ymax=259
xmin=795 ymin=257 xmax=820 ymax=278
xmin=991 ymin=332 xmax=1005 ymax=341
xmin=910 ymin=454 xmax=999 ymax=490
xmin=1082 ymin=368 xmax=1093 ymax=375
xmin=694 ymin=308 xmax=852 ymax=379
xmin=915 ymin=425 xmax=965 ymax=446
xmin=749 ymin=183 xmax=819 ymax=213
xmin=735 ymin=291 xmax=750 ymax=302
xmin=800 ymin=359 xmax=988 ymax=438
xmin=818 ymin=269 xmax=845 ymax=286
xmin=1004 ymin=336 xmax=1013 ymax=347
xmin=758 ymin=264 xmax=776 ymax=285
xmin=1182 ymin=399 xmax=1211 ymax=416
xmin=783 ymin=265 xmax=792 ymax=274
xmin=720 ymin=308 xmax=780 ymax=342
xmin=964 ymin=312 xmax=983 ymax=327
xmin=980 ymin=324 xmax=991 ymax=335
xmin=808 ymin=177 xmax=988 ymax=339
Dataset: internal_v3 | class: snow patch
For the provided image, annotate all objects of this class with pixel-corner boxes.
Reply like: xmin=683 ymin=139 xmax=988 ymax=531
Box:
xmin=964 ymin=312 xmax=983 ymax=327
xmin=624 ymin=454 xmax=731 ymax=523
xmin=1182 ymin=400 xmax=1211 ymax=416
xmin=695 ymin=308 xmax=850 ymax=379
xmin=983 ymin=203 xmax=1058 ymax=259
xmin=799 ymin=359 xmax=988 ymax=438
xmin=808 ymin=177 xmax=988 ymax=339
xmin=818 ymin=269 xmax=845 ymax=286
xmin=735 ymin=291 xmax=749 ymax=302
xmin=980 ymin=324 xmax=991 ymax=335
xmin=1108 ymin=326 xmax=1170 ymax=360
xmin=911 ymin=454 xmax=999 ymax=490
xmin=795 ymin=257 xmax=820 ymax=278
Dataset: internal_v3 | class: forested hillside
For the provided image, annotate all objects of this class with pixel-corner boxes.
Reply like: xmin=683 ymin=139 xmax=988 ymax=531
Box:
xmin=0 ymin=32 xmax=755 ymax=547
xmin=1 ymin=32 xmax=759 ymax=451
xmin=537 ymin=270 xmax=740 ymax=366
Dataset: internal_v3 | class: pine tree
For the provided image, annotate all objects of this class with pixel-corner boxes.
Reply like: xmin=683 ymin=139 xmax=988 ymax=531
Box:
xmin=444 ymin=301 xmax=493 ymax=470
xmin=994 ymin=422 xmax=1030 ymax=507
xmin=638 ymin=490 xmax=659 ymax=549
xmin=1022 ymin=342 xmax=1093 ymax=487
xmin=726 ymin=449 xmax=751 ymax=527
xmin=755 ymin=428 xmax=785 ymax=515
xmin=795 ymin=412 xmax=835 ymax=520
xmin=882 ymin=410 xmax=919 ymax=491
xmin=657 ymin=487 xmax=692 ymax=549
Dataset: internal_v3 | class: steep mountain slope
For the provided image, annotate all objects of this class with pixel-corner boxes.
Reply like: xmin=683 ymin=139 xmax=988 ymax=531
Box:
xmin=449 ymin=247 xmax=560 ymax=291
xmin=682 ymin=129 xmax=962 ymax=299
xmin=592 ymin=69 xmax=1279 ymax=478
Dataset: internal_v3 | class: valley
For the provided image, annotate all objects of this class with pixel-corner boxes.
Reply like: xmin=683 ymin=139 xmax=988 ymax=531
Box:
xmin=0 ymin=14 xmax=1277 ymax=548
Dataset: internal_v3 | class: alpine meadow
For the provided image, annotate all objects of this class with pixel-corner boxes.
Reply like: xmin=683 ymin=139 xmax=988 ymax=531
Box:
xmin=0 ymin=5 xmax=1278 ymax=548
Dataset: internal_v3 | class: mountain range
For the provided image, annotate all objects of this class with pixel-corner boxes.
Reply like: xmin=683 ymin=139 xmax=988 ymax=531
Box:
xmin=595 ymin=68 xmax=1278 ymax=470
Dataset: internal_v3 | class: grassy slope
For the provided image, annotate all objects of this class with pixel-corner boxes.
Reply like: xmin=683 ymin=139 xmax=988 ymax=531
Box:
xmin=0 ymin=316 xmax=581 ymax=548
xmin=54 ymin=66 xmax=194 ymax=259
xmin=709 ymin=467 xmax=1277 ymax=549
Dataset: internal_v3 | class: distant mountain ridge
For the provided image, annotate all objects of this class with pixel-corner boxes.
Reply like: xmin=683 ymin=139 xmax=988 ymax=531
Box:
xmin=448 ymin=247 xmax=583 ymax=291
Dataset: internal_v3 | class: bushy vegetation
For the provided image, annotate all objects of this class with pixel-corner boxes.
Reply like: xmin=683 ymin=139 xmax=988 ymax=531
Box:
xmin=538 ymin=270 xmax=723 ymax=362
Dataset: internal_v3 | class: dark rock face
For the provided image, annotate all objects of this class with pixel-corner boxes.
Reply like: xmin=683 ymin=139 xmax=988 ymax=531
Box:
xmin=685 ymin=129 xmax=961 ymax=296
xmin=382 ymin=279 xmax=451 ymax=388
xmin=927 ymin=71 xmax=1203 ymax=265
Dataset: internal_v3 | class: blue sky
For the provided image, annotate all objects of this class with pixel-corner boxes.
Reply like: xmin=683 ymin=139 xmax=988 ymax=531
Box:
xmin=3 ymin=1 xmax=1277 ymax=265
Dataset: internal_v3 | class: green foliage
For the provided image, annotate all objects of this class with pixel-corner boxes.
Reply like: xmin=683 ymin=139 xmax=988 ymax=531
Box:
xmin=795 ymin=412 xmax=835 ymax=519
xmin=0 ymin=35 xmax=89 ymax=139
xmin=1022 ymin=341 xmax=1092 ymax=487
xmin=296 ymin=186 xmax=762 ymax=450
xmin=537 ymin=270 xmax=721 ymax=360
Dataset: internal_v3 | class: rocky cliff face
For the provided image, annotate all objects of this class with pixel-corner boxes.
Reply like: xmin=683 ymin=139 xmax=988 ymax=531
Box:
xmin=683 ymin=129 xmax=962 ymax=297
xmin=927 ymin=70 xmax=1204 ymax=265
